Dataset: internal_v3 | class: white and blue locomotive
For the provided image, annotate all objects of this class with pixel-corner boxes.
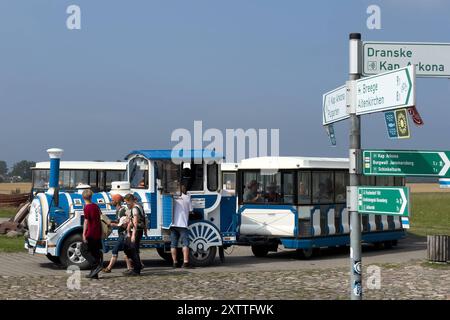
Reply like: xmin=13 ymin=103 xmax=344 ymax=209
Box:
xmin=26 ymin=148 xmax=237 ymax=269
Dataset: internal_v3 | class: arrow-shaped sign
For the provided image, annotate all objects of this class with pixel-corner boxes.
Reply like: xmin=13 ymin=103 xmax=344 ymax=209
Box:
xmin=356 ymin=65 xmax=415 ymax=115
xmin=322 ymin=85 xmax=348 ymax=125
xmin=363 ymin=150 xmax=450 ymax=177
xmin=358 ymin=186 xmax=409 ymax=216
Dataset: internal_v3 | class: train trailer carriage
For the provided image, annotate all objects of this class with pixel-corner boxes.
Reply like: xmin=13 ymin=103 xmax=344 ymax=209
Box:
xmin=25 ymin=149 xmax=238 ymax=269
xmin=31 ymin=161 xmax=127 ymax=194
xmin=235 ymin=156 xmax=407 ymax=258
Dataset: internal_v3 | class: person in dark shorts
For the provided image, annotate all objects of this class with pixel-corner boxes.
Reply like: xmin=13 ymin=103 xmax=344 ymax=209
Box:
xmin=102 ymin=194 xmax=132 ymax=273
xmin=122 ymin=194 xmax=145 ymax=276
xmin=82 ymin=189 xmax=103 ymax=279
xmin=170 ymin=184 xmax=193 ymax=268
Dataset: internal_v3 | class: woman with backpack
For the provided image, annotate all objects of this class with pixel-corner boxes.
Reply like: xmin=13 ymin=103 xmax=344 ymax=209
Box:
xmin=122 ymin=193 xmax=146 ymax=276
xmin=102 ymin=194 xmax=133 ymax=273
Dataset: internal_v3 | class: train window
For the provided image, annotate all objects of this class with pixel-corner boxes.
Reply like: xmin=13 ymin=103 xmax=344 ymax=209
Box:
xmin=361 ymin=175 xmax=376 ymax=186
xmin=207 ymin=163 xmax=218 ymax=192
xmin=73 ymin=171 xmax=89 ymax=188
xmin=106 ymin=171 xmax=126 ymax=190
xmin=89 ymin=171 xmax=98 ymax=190
xmin=335 ymin=171 xmax=348 ymax=203
xmin=242 ymin=171 xmax=293 ymax=204
xmin=282 ymin=172 xmax=295 ymax=204
xmin=222 ymin=172 xmax=236 ymax=193
xmin=129 ymin=158 xmax=149 ymax=189
xmin=32 ymin=170 xmax=49 ymax=190
xmin=157 ymin=161 xmax=180 ymax=194
xmin=394 ymin=177 xmax=405 ymax=186
xmin=242 ymin=171 xmax=260 ymax=202
xmin=312 ymin=171 xmax=334 ymax=204
xmin=59 ymin=170 xmax=71 ymax=189
xmin=297 ymin=171 xmax=311 ymax=204
xmin=181 ymin=163 xmax=204 ymax=191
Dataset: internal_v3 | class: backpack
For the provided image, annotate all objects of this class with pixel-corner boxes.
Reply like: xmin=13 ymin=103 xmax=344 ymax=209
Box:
xmin=100 ymin=214 xmax=112 ymax=239
xmin=131 ymin=205 xmax=148 ymax=232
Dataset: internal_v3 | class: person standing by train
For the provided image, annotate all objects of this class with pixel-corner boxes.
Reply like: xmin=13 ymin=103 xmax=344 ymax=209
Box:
xmin=82 ymin=189 xmax=103 ymax=279
xmin=170 ymin=183 xmax=194 ymax=268
xmin=122 ymin=194 xmax=145 ymax=276
xmin=102 ymin=194 xmax=132 ymax=273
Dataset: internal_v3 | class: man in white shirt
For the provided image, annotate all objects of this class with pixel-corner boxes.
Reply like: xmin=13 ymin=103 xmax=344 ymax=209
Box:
xmin=170 ymin=184 xmax=193 ymax=268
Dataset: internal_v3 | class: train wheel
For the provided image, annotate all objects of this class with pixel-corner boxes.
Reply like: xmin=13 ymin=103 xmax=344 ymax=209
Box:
xmin=384 ymin=241 xmax=393 ymax=249
xmin=296 ymin=248 xmax=316 ymax=259
xmin=189 ymin=246 xmax=217 ymax=267
xmin=373 ymin=242 xmax=384 ymax=250
xmin=156 ymin=247 xmax=173 ymax=262
xmin=156 ymin=247 xmax=183 ymax=264
xmin=251 ymin=245 xmax=269 ymax=257
xmin=188 ymin=221 xmax=221 ymax=267
xmin=46 ymin=253 xmax=61 ymax=265
xmin=60 ymin=234 xmax=91 ymax=270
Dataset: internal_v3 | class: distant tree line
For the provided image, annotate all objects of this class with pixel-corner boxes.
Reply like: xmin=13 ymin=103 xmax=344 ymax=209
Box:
xmin=0 ymin=160 xmax=36 ymax=183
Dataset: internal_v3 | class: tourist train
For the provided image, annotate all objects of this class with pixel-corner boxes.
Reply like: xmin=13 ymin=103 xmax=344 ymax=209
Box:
xmin=25 ymin=148 xmax=407 ymax=269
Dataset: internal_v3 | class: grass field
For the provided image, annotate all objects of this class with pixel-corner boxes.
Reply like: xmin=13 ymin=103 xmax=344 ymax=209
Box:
xmin=0 ymin=207 xmax=17 ymax=218
xmin=0 ymin=183 xmax=32 ymax=194
xmin=0 ymin=235 xmax=25 ymax=253
xmin=409 ymin=192 xmax=450 ymax=237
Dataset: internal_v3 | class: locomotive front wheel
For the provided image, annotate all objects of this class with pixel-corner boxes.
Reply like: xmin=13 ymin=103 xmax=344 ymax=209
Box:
xmin=187 ymin=221 xmax=222 ymax=267
xmin=60 ymin=234 xmax=91 ymax=270
xmin=46 ymin=253 xmax=61 ymax=265
xmin=189 ymin=246 xmax=217 ymax=267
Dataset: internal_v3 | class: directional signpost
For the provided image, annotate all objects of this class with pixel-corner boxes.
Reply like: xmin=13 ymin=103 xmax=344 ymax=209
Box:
xmin=322 ymin=34 xmax=449 ymax=300
xmin=355 ymin=65 xmax=415 ymax=115
xmin=322 ymin=85 xmax=348 ymax=125
xmin=363 ymin=42 xmax=450 ymax=78
xmin=363 ymin=150 xmax=450 ymax=177
xmin=358 ymin=186 xmax=409 ymax=217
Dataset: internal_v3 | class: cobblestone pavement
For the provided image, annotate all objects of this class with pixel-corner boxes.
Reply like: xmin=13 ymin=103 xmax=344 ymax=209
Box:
xmin=0 ymin=235 xmax=448 ymax=300
xmin=0 ymin=260 xmax=448 ymax=300
xmin=0 ymin=234 xmax=429 ymax=277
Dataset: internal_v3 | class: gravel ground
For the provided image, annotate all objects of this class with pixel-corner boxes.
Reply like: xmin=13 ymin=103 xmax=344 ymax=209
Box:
xmin=0 ymin=259 xmax=448 ymax=300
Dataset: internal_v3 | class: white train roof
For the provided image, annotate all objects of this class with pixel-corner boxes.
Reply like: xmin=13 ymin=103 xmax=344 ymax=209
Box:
xmin=238 ymin=156 xmax=349 ymax=170
xmin=220 ymin=163 xmax=239 ymax=171
xmin=33 ymin=161 xmax=127 ymax=171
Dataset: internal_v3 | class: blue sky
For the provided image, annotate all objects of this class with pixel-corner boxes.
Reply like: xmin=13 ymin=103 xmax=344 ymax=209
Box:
xmin=0 ymin=0 xmax=449 ymax=165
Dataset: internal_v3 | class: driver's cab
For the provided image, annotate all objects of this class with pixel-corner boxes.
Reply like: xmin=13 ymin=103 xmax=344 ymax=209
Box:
xmin=124 ymin=149 xmax=226 ymax=236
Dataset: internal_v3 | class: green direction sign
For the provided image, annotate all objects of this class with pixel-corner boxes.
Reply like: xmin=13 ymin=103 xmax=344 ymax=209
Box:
xmin=363 ymin=150 xmax=450 ymax=177
xmin=358 ymin=187 xmax=409 ymax=216
xmin=356 ymin=65 xmax=415 ymax=115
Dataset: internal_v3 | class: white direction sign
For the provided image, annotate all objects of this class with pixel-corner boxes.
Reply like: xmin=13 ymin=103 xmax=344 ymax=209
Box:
xmin=322 ymin=85 xmax=348 ymax=125
xmin=356 ymin=65 xmax=415 ymax=115
xmin=363 ymin=42 xmax=450 ymax=78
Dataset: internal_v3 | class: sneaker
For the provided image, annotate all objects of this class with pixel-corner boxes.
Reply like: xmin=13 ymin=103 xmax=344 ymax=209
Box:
xmin=102 ymin=268 xmax=111 ymax=273
xmin=181 ymin=262 xmax=194 ymax=269
xmin=125 ymin=270 xmax=140 ymax=277
xmin=172 ymin=262 xmax=179 ymax=269
xmin=122 ymin=269 xmax=133 ymax=276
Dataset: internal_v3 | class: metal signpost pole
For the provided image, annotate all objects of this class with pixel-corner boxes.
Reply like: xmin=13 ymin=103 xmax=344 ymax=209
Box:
xmin=349 ymin=33 xmax=362 ymax=300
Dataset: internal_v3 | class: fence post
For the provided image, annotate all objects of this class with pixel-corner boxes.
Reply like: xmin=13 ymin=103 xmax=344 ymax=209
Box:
xmin=427 ymin=235 xmax=449 ymax=262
